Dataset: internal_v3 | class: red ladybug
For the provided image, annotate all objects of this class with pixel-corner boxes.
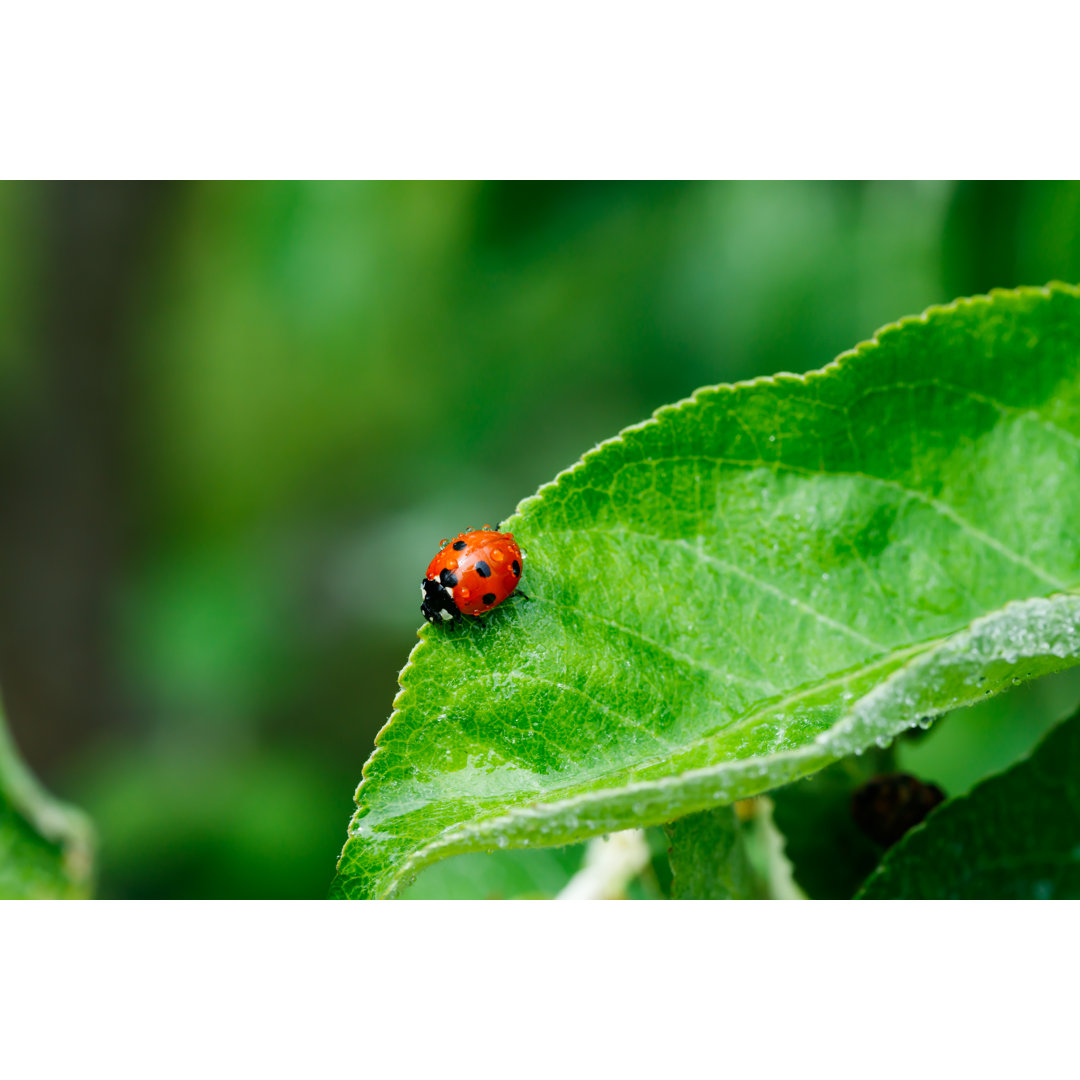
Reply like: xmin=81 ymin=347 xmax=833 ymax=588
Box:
xmin=421 ymin=527 xmax=524 ymax=625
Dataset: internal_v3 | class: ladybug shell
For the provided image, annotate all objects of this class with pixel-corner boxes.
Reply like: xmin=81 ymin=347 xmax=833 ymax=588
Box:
xmin=425 ymin=529 xmax=523 ymax=617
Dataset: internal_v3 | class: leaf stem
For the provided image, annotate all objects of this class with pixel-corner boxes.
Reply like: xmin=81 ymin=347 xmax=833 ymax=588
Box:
xmin=556 ymin=830 xmax=651 ymax=900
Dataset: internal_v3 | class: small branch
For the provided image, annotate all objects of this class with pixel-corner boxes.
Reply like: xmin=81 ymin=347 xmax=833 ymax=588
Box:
xmin=747 ymin=797 xmax=804 ymax=900
xmin=557 ymin=830 xmax=651 ymax=900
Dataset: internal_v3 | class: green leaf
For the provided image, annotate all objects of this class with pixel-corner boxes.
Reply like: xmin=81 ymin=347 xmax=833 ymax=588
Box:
xmin=665 ymin=806 xmax=757 ymax=899
xmin=0 ymin=703 xmax=93 ymax=899
xmin=332 ymin=283 xmax=1080 ymax=899
xmin=858 ymin=708 xmax=1080 ymax=899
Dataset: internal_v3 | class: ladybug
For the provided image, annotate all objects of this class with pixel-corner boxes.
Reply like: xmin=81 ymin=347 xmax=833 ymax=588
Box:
xmin=421 ymin=527 xmax=524 ymax=626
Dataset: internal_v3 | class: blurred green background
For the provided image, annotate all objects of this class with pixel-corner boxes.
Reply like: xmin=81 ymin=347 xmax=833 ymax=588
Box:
xmin=1 ymin=181 xmax=1079 ymax=898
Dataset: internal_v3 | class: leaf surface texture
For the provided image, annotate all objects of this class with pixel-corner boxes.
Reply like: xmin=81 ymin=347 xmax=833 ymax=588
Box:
xmin=333 ymin=284 xmax=1080 ymax=899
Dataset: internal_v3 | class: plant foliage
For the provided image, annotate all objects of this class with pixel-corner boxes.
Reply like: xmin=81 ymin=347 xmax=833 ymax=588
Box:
xmin=333 ymin=284 xmax=1080 ymax=899
xmin=858 ymin=708 xmax=1080 ymax=898
xmin=664 ymin=806 xmax=758 ymax=899
xmin=0 ymin=705 xmax=93 ymax=899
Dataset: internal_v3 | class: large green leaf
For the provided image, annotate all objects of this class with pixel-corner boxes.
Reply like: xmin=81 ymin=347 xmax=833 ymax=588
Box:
xmin=332 ymin=283 xmax=1080 ymax=899
xmin=858 ymin=708 xmax=1080 ymax=899
xmin=0 ymin=702 xmax=93 ymax=899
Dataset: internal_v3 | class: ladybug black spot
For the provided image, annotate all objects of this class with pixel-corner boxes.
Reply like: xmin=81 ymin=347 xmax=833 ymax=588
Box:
xmin=440 ymin=568 xmax=458 ymax=588
xmin=511 ymin=560 xmax=520 ymax=576
xmin=482 ymin=592 xmax=497 ymax=606
xmin=452 ymin=540 xmax=467 ymax=551
xmin=475 ymin=560 xmax=491 ymax=578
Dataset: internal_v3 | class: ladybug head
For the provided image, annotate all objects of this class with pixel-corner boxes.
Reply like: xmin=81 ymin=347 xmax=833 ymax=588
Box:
xmin=420 ymin=577 xmax=460 ymax=626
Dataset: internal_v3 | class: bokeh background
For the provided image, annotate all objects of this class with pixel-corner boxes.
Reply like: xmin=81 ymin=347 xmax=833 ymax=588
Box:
xmin=1 ymin=180 xmax=1079 ymax=898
